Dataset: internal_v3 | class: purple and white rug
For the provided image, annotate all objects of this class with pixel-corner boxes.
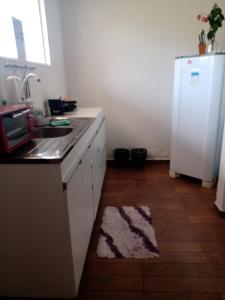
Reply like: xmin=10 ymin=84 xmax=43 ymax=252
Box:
xmin=97 ymin=206 xmax=159 ymax=259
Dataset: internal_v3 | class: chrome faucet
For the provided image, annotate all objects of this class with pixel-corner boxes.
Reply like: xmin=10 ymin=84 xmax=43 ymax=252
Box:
xmin=20 ymin=73 xmax=41 ymax=102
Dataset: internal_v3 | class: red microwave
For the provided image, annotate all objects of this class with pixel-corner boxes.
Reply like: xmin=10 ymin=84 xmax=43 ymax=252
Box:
xmin=0 ymin=104 xmax=33 ymax=154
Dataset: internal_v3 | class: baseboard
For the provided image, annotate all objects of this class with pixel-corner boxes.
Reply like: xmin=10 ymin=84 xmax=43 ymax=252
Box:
xmin=107 ymin=159 xmax=169 ymax=164
xmin=146 ymin=158 xmax=170 ymax=161
xmin=107 ymin=158 xmax=170 ymax=161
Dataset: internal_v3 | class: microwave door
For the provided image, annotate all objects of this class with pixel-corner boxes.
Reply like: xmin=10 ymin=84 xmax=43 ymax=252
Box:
xmin=7 ymin=132 xmax=30 ymax=149
xmin=2 ymin=111 xmax=30 ymax=150
xmin=7 ymin=126 xmax=28 ymax=140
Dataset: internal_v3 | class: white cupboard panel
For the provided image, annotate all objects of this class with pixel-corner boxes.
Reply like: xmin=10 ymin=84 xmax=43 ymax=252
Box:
xmin=66 ymin=148 xmax=93 ymax=292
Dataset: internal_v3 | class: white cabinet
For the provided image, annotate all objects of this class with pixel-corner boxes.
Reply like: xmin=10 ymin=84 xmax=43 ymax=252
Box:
xmin=91 ymin=121 xmax=106 ymax=219
xmin=65 ymin=146 xmax=93 ymax=291
xmin=65 ymin=120 xmax=106 ymax=292
xmin=66 ymin=161 xmax=86 ymax=292
xmin=0 ymin=111 xmax=106 ymax=298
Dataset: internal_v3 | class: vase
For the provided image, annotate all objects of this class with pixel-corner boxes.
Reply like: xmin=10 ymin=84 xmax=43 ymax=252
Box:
xmin=198 ymin=43 xmax=206 ymax=55
xmin=207 ymin=39 xmax=220 ymax=54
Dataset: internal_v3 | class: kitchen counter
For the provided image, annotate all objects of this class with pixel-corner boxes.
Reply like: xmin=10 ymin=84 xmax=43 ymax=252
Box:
xmin=66 ymin=107 xmax=103 ymax=118
xmin=0 ymin=107 xmax=106 ymax=298
xmin=0 ymin=107 xmax=103 ymax=164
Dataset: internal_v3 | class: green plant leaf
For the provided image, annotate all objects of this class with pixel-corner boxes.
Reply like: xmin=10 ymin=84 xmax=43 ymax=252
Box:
xmin=205 ymin=4 xmax=224 ymax=41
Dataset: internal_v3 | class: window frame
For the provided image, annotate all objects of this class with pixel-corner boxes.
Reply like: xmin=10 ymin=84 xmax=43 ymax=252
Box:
xmin=0 ymin=0 xmax=51 ymax=66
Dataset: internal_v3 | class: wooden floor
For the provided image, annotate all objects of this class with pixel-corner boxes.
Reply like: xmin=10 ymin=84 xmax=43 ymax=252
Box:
xmin=78 ymin=161 xmax=225 ymax=300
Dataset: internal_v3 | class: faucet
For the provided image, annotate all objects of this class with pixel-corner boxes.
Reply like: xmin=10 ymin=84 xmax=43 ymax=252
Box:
xmin=20 ymin=73 xmax=41 ymax=102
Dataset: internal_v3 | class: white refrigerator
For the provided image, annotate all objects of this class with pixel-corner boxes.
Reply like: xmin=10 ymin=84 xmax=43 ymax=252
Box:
xmin=170 ymin=53 xmax=225 ymax=187
xmin=216 ymin=128 xmax=225 ymax=211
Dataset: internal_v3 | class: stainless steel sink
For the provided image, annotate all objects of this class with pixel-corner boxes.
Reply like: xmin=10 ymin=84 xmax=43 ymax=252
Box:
xmin=34 ymin=127 xmax=73 ymax=138
xmin=24 ymin=117 xmax=95 ymax=161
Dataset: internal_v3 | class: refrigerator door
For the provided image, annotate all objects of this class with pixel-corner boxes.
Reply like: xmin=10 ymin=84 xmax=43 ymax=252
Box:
xmin=216 ymin=128 xmax=225 ymax=211
xmin=170 ymin=54 xmax=225 ymax=182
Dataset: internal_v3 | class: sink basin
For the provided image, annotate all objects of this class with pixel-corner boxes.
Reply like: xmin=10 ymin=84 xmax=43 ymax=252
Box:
xmin=25 ymin=118 xmax=94 ymax=160
xmin=34 ymin=127 xmax=73 ymax=138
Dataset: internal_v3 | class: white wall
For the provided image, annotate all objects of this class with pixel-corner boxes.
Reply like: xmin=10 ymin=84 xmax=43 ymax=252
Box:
xmin=0 ymin=0 xmax=67 ymax=111
xmin=61 ymin=0 xmax=225 ymax=159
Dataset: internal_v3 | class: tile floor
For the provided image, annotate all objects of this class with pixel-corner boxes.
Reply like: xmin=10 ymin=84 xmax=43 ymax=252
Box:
xmin=78 ymin=161 xmax=225 ymax=300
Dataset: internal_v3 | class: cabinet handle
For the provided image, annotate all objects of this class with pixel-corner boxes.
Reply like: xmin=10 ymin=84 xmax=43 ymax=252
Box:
xmin=8 ymin=109 xmax=30 ymax=119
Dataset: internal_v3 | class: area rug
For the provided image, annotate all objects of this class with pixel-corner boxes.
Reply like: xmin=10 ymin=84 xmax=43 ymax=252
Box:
xmin=97 ymin=206 xmax=159 ymax=258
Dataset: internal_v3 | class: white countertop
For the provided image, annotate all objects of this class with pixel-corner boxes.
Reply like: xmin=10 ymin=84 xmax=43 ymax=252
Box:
xmin=66 ymin=107 xmax=103 ymax=119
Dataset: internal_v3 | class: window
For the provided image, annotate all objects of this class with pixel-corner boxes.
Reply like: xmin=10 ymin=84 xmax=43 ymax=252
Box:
xmin=0 ymin=0 xmax=50 ymax=65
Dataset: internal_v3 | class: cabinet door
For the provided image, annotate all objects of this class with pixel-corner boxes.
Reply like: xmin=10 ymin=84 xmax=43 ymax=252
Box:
xmin=93 ymin=173 xmax=101 ymax=219
xmin=100 ymin=145 xmax=107 ymax=188
xmin=92 ymin=121 xmax=106 ymax=183
xmin=82 ymin=146 xmax=94 ymax=230
xmin=65 ymin=147 xmax=93 ymax=293
xmin=92 ymin=121 xmax=106 ymax=219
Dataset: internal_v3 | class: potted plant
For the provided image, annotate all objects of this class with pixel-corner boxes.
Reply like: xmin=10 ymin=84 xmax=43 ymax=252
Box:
xmin=197 ymin=3 xmax=224 ymax=53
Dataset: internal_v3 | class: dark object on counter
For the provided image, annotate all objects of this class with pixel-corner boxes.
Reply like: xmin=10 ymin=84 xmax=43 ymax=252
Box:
xmin=48 ymin=99 xmax=77 ymax=116
xmin=114 ymin=148 xmax=130 ymax=168
xmin=131 ymin=148 xmax=147 ymax=168
xmin=63 ymin=100 xmax=77 ymax=112
xmin=48 ymin=99 xmax=64 ymax=116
